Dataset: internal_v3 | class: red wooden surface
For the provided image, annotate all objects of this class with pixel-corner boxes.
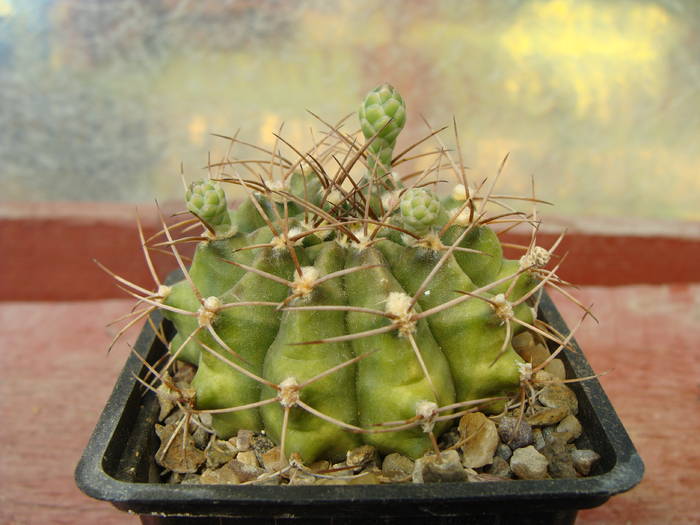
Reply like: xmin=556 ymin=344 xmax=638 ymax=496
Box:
xmin=1 ymin=284 xmax=698 ymax=524
xmin=2 ymin=202 xmax=699 ymax=302
xmin=0 ymin=202 xmax=189 ymax=302
xmin=556 ymin=285 xmax=700 ymax=525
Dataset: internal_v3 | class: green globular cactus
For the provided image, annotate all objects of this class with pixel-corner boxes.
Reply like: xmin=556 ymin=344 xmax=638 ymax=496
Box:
xmin=116 ymin=84 xmax=569 ymax=466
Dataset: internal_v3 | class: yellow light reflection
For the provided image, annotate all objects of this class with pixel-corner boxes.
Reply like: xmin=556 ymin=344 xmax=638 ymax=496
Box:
xmin=0 ymin=0 xmax=13 ymax=17
xmin=188 ymin=115 xmax=207 ymax=146
xmin=259 ymin=113 xmax=307 ymax=151
xmin=501 ymin=0 xmax=673 ymax=121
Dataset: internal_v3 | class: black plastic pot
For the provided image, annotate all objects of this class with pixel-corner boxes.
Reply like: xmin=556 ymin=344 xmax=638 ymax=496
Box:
xmin=76 ymin=293 xmax=643 ymax=525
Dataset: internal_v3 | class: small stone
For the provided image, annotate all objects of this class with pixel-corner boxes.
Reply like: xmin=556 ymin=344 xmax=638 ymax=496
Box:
xmin=468 ymin=472 xmax=512 ymax=482
xmin=557 ymin=415 xmax=583 ymax=441
xmin=543 ymin=446 xmax=577 ymax=479
xmin=252 ymin=435 xmax=276 ymax=465
xmin=438 ymin=430 xmax=460 ymax=449
xmin=544 ymin=430 xmax=575 ymax=451
xmin=348 ymin=471 xmax=380 ymax=485
xmin=459 ymin=412 xmax=499 ymax=468
xmin=315 ymin=465 xmax=356 ymax=484
xmin=510 ymin=446 xmax=549 ymax=480
xmin=572 ymin=449 xmax=601 ymax=476
xmin=382 ymin=453 xmax=414 ymax=481
xmin=235 ymin=429 xmax=254 ymax=451
xmin=544 ymin=359 xmax=566 ymax=381
xmin=228 ymin=458 xmax=264 ymax=482
xmin=518 ymin=343 xmax=552 ymax=368
xmin=346 ymin=445 xmax=379 ymax=469
xmin=526 ymin=406 xmax=569 ymax=427
xmin=288 ymin=469 xmax=317 ymax=486
xmin=167 ymin=471 xmax=184 ymax=484
xmin=325 ymin=462 xmax=354 ymax=478
xmin=206 ymin=439 xmax=238 ymax=469
xmin=199 ymin=469 xmax=218 ymax=484
xmin=539 ymin=384 xmax=578 ymax=415
xmin=413 ymin=450 xmax=468 ymax=483
xmin=497 ymin=416 xmax=533 ymax=449
xmin=541 ymin=425 xmax=555 ymax=443
xmin=250 ymin=474 xmax=282 ymax=486
xmin=511 ymin=331 xmax=535 ymax=352
xmin=164 ymin=411 xmax=182 ymax=426
xmin=488 ymin=456 xmax=512 ymax=478
xmin=192 ymin=425 xmax=209 ymax=450
xmin=309 ymin=460 xmax=330 ymax=473
xmin=496 ymin=443 xmax=513 ymax=461
xmin=463 ymin=468 xmax=480 ymax=482
xmin=261 ymin=446 xmax=284 ymax=472
xmin=532 ymin=428 xmax=546 ymax=451
xmin=200 ymin=464 xmax=241 ymax=485
xmin=533 ymin=370 xmax=557 ymax=386
xmin=180 ymin=473 xmax=201 ymax=485
xmin=155 ymin=383 xmax=176 ymax=421
xmin=198 ymin=413 xmax=213 ymax=427
xmin=154 ymin=423 xmax=206 ymax=474
xmin=237 ymin=450 xmax=259 ymax=468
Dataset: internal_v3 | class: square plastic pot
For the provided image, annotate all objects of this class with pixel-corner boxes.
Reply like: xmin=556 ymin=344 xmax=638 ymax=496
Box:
xmin=75 ymin=292 xmax=643 ymax=525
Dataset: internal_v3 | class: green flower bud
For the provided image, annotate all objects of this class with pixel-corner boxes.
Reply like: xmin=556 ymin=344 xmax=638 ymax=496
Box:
xmin=400 ymin=188 xmax=442 ymax=235
xmin=186 ymin=180 xmax=231 ymax=233
xmin=359 ymin=84 xmax=406 ymax=179
xmin=359 ymin=85 xmax=406 ymax=141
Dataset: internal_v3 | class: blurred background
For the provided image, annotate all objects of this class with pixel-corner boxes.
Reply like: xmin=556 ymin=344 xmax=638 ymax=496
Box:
xmin=2 ymin=0 xmax=699 ymax=220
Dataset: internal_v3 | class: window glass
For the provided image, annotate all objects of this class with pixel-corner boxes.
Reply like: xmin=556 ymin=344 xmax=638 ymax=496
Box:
xmin=2 ymin=0 xmax=698 ymax=220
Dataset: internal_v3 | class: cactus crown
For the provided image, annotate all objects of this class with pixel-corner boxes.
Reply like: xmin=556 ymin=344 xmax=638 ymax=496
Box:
xmin=104 ymin=84 xmax=588 ymax=470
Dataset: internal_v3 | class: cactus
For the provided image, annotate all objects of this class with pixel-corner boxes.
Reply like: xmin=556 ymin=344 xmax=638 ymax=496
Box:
xmin=106 ymin=84 xmax=584 ymax=467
